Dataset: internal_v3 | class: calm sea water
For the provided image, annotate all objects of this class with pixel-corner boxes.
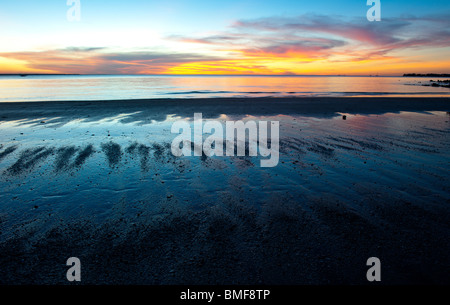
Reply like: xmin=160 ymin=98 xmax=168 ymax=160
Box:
xmin=0 ymin=75 xmax=449 ymax=102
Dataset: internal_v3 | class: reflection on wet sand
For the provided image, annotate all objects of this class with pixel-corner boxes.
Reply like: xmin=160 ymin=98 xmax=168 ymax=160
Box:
xmin=0 ymin=97 xmax=449 ymax=128
xmin=0 ymin=101 xmax=449 ymax=284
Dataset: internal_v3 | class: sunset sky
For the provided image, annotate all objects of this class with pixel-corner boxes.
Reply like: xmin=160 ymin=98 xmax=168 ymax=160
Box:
xmin=1 ymin=0 xmax=449 ymax=75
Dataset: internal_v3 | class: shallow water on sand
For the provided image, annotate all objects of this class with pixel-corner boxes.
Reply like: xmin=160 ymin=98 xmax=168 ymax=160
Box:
xmin=1 ymin=75 xmax=450 ymax=102
xmin=0 ymin=110 xmax=449 ymax=284
xmin=0 ymin=111 xmax=449 ymax=234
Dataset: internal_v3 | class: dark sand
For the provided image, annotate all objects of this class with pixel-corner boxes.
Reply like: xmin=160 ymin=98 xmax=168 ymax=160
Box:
xmin=0 ymin=97 xmax=449 ymax=125
xmin=0 ymin=97 xmax=449 ymax=285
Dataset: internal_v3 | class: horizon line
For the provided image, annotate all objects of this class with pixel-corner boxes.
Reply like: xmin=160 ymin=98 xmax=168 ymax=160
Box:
xmin=0 ymin=73 xmax=406 ymax=77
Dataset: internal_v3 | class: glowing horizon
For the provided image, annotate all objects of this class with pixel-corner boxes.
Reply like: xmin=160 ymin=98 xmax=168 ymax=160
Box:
xmin=1 ymin=0 xmax=450 ymax=76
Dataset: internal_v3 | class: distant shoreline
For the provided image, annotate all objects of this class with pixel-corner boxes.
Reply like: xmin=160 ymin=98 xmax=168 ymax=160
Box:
xmin=0 ymin=74 xmax=81 ymax=77
xmin=2 ymin=73 xmax=448 ymax=77
xmin=0 ymin=74 xmax=81 ymax=76
xmin=403 ymin=73 xmax=450 ymax=77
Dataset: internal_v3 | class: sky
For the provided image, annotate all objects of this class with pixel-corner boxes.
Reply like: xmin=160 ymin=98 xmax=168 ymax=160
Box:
xmin=0 ymin=0 xmax=449 ymax=75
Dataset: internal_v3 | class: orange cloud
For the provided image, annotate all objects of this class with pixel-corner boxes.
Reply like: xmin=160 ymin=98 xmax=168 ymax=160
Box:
xmin=1 ymin=14 xmax=450 ymax=75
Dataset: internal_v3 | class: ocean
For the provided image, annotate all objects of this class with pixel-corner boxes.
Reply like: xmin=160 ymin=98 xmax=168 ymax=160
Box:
xmin=0 ymin=75 xmax=449 ymax=102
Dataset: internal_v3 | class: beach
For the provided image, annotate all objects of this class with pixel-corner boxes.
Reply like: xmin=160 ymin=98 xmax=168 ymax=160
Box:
xmin=0 ymin=97 xmax=449 ymax=284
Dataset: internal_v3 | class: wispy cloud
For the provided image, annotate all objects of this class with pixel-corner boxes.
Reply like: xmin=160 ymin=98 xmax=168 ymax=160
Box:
xmin=177 ymin=14 xmax=450 ymax=61
xmin=0 ymin=49 xmax=225 ymax=74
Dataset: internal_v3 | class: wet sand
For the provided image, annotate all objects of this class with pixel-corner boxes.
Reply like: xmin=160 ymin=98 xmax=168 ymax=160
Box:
xmin=0 ymin=97 xmax=449 ymax=284
xmin=0 ymin=97 xmax=449 ymax=125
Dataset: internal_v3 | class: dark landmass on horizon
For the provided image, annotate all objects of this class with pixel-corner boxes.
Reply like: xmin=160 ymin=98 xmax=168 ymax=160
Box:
xmin=404 ymin=73 xmax=450 ymax=77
